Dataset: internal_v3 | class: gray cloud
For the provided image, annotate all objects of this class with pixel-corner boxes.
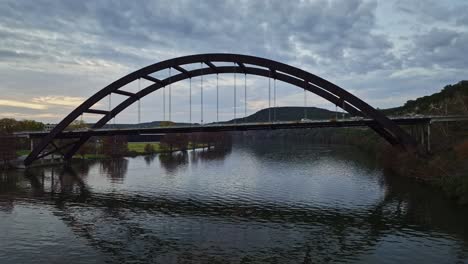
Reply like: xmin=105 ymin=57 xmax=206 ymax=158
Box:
xmin=394 ymin=0 xmax=468 ymax=25
xmin=0 ymin=49 xmax=40 ymax=60
xmin=0 ymin=0 xmax=398 ymax=71
xmin=408 ymin=28 xmax=468 ymax=69
xmin=0 ymin=0 xmax=467 ymax=123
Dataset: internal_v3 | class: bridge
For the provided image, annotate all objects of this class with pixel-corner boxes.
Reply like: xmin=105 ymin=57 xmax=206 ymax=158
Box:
xmin=22 ymin=53 xmax=458 ymax=166
xmin=18 ymin=116 xmax=467 ymax=160
xmin=20 ymin=116 xmax=468 ymax=140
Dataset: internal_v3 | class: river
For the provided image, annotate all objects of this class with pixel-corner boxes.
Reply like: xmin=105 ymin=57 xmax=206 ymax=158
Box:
xmin=1 ymin=142 xmax=467 ymax=263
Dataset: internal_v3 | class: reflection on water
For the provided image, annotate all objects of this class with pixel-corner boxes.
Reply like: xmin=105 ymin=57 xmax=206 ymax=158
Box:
xmin=1 ymin=143 xmax=468 ymax=263
xmin=159 ymin=151 xmax=189 ymax=173
xmin=100 ymin=159 xmax=129 ymax=183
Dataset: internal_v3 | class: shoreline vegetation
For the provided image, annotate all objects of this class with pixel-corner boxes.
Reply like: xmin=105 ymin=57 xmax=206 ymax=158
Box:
xmin=382 ymin=81 xmax=468 ymax=204
xmin=2 ymin=131 xmax=233 ymax=169
xmin=76 ymin=141 xmax=216 ymax=161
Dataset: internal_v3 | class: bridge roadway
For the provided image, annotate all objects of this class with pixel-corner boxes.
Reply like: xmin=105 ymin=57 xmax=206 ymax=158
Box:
xmin=18 ymin=116 xmax=468 ymax=139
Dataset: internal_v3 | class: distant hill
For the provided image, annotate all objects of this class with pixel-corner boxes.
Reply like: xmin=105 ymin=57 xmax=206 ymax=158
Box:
xmin=101 ymin=121 xmax=193 ymax=129
xmin=223 ymin=106 xmax=348 ymax=123
xmin=384 ymin=80 xmax=468 ymax=116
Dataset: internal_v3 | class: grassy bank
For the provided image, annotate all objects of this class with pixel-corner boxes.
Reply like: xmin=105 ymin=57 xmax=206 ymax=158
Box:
xmin=16 ymin=150 xmax=30 ymax=156
xmin=127 ymin=142 xmax=210 ymax=155
xmin=128 ymin=142 xmax=162 ymax=153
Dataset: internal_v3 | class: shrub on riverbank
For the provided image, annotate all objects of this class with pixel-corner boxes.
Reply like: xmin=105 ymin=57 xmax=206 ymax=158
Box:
xmin=379 ymin=143 xmax=468 ymax=204
xmin=102 ymin=136 xmax=128 ymax=157
xmin=144 ymin=143 xmax=156 ymax=154
xmin=0 ymin=133 xmax=17 ymax=168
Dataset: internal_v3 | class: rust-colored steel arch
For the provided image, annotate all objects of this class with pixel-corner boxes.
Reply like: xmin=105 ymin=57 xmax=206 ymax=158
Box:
xmin=25 ymin=53 xmax=416 ymax=166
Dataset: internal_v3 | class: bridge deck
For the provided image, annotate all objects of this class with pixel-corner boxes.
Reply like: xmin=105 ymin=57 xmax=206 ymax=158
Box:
xmin=17 ymin=117 xmax=441 ymax=139
xmin=15 ymin=115 xmax=468 ymax=139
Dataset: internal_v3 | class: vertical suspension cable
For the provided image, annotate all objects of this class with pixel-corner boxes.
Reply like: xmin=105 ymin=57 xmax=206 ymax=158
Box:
xmin=304 ymin=81 xmax=307 ymax=119
xmin=83 ymin=62 xmax=87 ymax=126
xmin=234 ymin=63 xmax=237 ymax=122
xmin=200 ymin=62 xmax=203 ymax=124
xmin=109 ymin=94 xmax=115 ymax=125
xmin=342 ymin=100 xmax=345 ymax=120
xmin=274 ymin=78 xmax=277 ymax=122
xmin=138 ymin=78 xmax=141 ymax=125
xmin=244 ymin=73 xmax=247 ymax=120
xmin=335 ymin=104 xmax=338 ymax=120
xmin=268 ymin=71 xmax=271 ymax=122
xmin=163 ymin=79 xmax=166 ymax=121
xmin=189 ymin=78 xmax=192 ymax=124
xmin=169 ymin=68 xmax=172 ymax=121
xmin=216 ymin=74 xmax=219 ymax=122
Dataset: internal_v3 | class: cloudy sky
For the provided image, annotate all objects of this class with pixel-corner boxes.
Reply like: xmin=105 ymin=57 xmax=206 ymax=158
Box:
xmin=1 ymin=0 xmax=467 ymax=124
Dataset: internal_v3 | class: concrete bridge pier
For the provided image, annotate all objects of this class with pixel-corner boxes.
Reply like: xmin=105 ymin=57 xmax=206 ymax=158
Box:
xmin=409 ymin=123 xmax=431 ymax=154
xmin=420 ymin=123 xmax=431 ymax=154
xmin=30 ymin=138 xmax=34 ymax=152
xmin=426 ymin=123 xmax=431 ymax=153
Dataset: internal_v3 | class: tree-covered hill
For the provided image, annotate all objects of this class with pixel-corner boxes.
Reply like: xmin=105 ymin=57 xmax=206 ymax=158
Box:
xmin=224 ymin=106 xmax=348 ymax=123
xmin=384 ymin=80 xmax=468 ymax=116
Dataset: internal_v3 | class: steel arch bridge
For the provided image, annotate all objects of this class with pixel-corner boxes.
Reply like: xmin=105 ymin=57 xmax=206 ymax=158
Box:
xmin=24 ymin=53 xmax=417 ymax=166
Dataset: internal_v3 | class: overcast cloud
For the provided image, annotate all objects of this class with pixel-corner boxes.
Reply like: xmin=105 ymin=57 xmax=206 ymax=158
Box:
xmin=0 ymin=0 xmax=467 ymax=123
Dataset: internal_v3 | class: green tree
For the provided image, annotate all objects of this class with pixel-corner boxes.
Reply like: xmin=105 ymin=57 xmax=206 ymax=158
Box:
xmin=102 ymin=136 xmax=128 ymax=157
xmin=0 ymin=134 xmax=17 ymax=166
xmin=18 ymin=120 xmax=45 ymax=131
xmin=66 ymin=120 xmax=88 ymax=131
xmin=0 ymin=118 xmax=45 ymax=133
xmin=144 ymin=143 xmax=155 ymax=154
xmin=159 ymin=121 xmax=175 ymax=127
xmin=77 ymin=142 xmax=93 ymax=159
xmin=0 ymin=118 xmax=17 ymax=134
xmin=160 ymin=133 xmax=189 ymax=152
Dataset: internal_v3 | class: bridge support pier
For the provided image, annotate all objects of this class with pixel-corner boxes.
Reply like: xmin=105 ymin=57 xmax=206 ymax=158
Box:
xmin=420 ymin=125 xmax=425 ymax=150
xmin=408 ymin=123 xmax=431 ymax=154
xmin=419 ymin=123 xmax=432 ymax=154
xmin=426 ymin=123 xmax=431 ymax=153
xmin=30 ymin=138 xmax=34 ymax=152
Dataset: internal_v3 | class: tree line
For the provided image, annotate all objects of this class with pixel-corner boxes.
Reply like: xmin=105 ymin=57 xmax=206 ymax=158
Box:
xmin=0 ymin=118 xmax=46 ymax=166
xmin=0 ymin=118 xmax=45 ymax=134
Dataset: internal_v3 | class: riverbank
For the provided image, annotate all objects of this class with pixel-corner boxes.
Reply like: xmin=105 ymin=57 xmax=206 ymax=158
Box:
xmin=237 ymin=125 xmax=468 ymax=205
xmin=321 ymin=127 xmax=468 ymax=205
xmin=379 ymin=144 xmax=468 ymax=204
xmin=77 ymin=143 xmax=214 ymax=160
xmin=126 ymin=142 xmax=212 ymax=156
xmin=316 ymin=127 xmax=468 ymax=205
xmin=4 ymin=142 xmax=217 ymax=170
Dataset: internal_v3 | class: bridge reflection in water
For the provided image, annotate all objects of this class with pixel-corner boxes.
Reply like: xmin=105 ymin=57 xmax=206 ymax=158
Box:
xmin=1 ymin=145 xmax=468 ymax=263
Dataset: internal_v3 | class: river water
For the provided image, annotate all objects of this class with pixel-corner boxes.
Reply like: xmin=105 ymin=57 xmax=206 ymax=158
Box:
xmin=1 ymin=142 xmax=467 ymax=263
